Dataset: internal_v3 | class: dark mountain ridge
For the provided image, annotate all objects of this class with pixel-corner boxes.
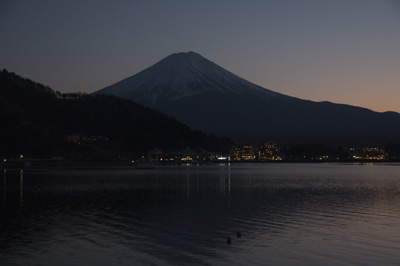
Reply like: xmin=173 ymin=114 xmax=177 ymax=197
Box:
xmin=0 ymin=69 xmax=232 ymax=159
xmin=94 ymin=52 xmax=400 ymax=146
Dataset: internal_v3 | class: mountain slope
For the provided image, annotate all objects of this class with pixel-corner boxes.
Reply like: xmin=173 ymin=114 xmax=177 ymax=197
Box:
xmin=94 ymin=51 xmax=292 ymax=105
xmin=94 ymin=52 xmax=400 ymax=145
xmin=0 ymin=69 xmax=232 ymax=159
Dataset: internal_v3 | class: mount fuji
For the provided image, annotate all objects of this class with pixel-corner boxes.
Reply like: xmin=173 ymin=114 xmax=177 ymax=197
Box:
xmin=94 ymin=52 xmax=400 ymax=145
xmin=95 ymin=51 xmax=292 ymax=105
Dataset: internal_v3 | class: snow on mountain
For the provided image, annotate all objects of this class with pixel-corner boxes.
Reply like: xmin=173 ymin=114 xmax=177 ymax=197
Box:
xmin=94 ymin=51 xmax=292 ymax=106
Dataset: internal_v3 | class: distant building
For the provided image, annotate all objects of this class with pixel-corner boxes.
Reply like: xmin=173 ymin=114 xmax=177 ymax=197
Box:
xmin=67 ymin=134 xmax=81 ymax=143
xmin=233 ymin=147 xmax=242 ymax=160
xmin=258 ymin=142 xmax=279 ymax=160
xmin=241 ymin=146 xmax=255 ymax=160
xmin=350 ymin=147 xmax=387 ymax=160
xmin=361 ymin=147 xmax=387 ymax=160
xmin=233 ymin=143 xmax=279 ymax=161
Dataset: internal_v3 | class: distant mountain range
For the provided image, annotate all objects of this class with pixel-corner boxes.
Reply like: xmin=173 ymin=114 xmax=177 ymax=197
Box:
xmin=0 ymin=69 xmax=232 ymax=159
xmin=94 ymin=51 xmax=400 ymax=145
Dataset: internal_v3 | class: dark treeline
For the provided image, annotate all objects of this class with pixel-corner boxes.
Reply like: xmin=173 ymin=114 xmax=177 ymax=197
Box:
xmin=0 ymin=69 xmax=232 ymax=160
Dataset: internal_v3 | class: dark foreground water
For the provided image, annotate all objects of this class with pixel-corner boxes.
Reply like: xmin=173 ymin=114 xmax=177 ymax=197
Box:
xmin=1 ymin=163 xmax=400 ymax=265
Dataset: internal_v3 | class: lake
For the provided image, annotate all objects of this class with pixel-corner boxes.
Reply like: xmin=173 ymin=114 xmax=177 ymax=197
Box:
xmin=1 ymin=163 xmax=400 ymax=265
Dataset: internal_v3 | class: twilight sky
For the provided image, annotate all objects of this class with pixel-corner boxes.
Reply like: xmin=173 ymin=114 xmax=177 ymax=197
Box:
xmin=1 ymin=0 xmax=399 ymax=113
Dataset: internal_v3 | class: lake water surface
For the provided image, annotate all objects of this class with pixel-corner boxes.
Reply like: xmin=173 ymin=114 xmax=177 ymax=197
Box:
xmin=1 ymin=163 xmax=400 ymax=265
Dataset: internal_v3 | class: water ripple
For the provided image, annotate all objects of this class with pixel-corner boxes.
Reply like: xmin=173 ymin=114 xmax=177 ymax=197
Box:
xmin=2 ymin=164 xmax=400 ymax=265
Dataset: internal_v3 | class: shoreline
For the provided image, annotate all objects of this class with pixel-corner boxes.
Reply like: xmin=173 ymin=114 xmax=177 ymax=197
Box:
xmin=2 ymin=159 xmax=400 ymax=172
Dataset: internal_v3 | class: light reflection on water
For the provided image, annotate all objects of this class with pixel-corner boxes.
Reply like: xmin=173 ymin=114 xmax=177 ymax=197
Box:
xmin=1 ymin=163 xmax=400 ymax=265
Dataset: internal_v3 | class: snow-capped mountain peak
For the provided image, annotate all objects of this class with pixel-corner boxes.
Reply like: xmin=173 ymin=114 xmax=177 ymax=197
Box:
xmin=94 ymin=51 xmax=289 ymax=106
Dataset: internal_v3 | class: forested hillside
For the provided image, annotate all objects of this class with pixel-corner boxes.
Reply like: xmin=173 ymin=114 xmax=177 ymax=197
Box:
xmin=0 ymin=69 xmax=232 ymax=160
